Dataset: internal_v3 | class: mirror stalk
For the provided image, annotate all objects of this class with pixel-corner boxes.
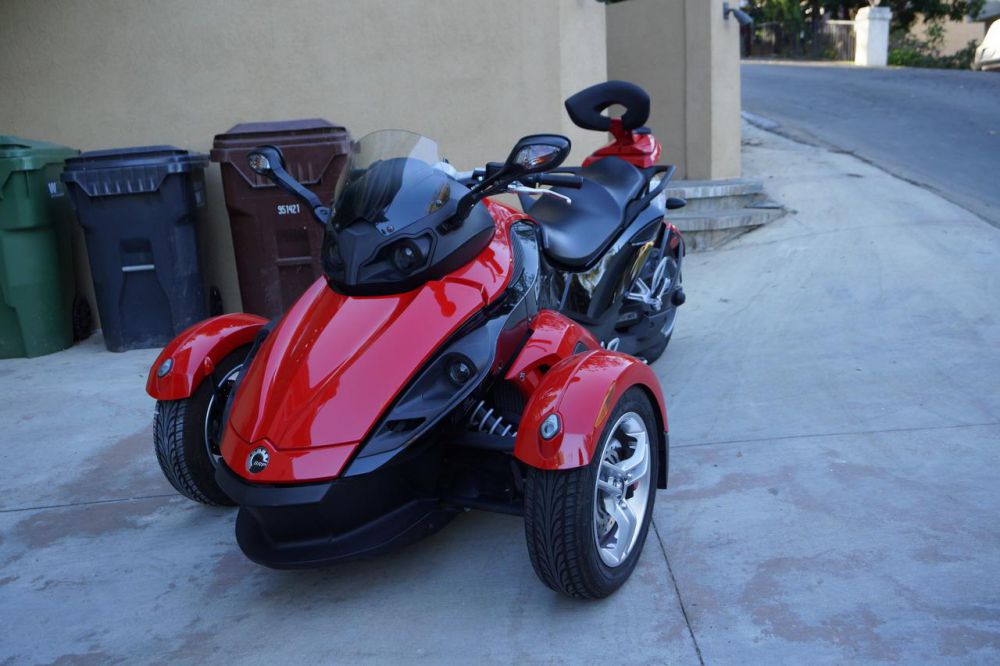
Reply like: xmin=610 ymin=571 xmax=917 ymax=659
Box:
xmin=448 ymin=163 xmax=518 ymax=231
xmin=248 ymin=146 xmax=331 ymax=225
xmin=268 ymin=162 xmax=331 ymax=225
xmin=435 ymin=134 xmax=574 ymax=233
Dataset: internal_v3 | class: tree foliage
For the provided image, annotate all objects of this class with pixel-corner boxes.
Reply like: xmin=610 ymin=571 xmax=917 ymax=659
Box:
xmin=745 ymin=0 xmax=986 ymax=31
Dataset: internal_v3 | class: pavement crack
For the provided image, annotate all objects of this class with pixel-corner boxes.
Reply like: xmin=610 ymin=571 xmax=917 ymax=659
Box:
xmin=652 ymin=518 xmax=706 ymax=666
xmin=0 ymin=493 xmax=176 ymax=514
xmin=673 ymin=421 xmax=1000 ymax=450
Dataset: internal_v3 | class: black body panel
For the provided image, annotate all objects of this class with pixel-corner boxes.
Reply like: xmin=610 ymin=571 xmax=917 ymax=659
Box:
xmin=541 ymin=205 xmax=664 ymax=344
xmin=323 ymin=166 xmax=496 ymax=296
xmin=217 ymin=436 xmax=453 ymax=568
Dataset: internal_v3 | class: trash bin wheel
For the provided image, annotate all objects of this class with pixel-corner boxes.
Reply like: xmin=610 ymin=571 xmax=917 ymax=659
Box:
xmin=523 ymin=387 xmax=659 ymax=599
xmin=72 ymin=295 xmax=93 ymax=342
xmin=153 ymin=345 xmax=250 ymax=506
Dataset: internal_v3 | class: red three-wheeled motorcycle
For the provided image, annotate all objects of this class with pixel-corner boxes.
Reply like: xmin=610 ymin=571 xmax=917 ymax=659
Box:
xmin=147 ymin=81 xmax=686 ymax=598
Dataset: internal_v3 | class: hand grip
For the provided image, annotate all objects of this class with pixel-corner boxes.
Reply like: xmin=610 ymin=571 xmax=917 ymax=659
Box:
xmin=525 ymin=173 xmax=584 ymax=189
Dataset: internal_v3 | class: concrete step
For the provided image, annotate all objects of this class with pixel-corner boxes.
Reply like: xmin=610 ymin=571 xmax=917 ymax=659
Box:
xmin=668 ymin=205 xmax=786 ymax=252
xmin=664 ymin=178 xmax=769 ymax=213
xmin=664 ymin=178 xmax=764 ymax=199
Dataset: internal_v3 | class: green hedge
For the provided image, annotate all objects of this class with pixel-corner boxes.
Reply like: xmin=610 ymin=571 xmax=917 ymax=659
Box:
xmin=888 ymin=26 xmax=979 ymax=70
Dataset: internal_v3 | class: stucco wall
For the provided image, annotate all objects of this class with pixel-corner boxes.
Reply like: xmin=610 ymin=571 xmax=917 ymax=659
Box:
xmin=0 ymin=0 xmax=607 ymax=314
xmin=606 ymin=0 xmax=742 ymax=180
xmin=911 ymin=15 xmax=985 ymax=56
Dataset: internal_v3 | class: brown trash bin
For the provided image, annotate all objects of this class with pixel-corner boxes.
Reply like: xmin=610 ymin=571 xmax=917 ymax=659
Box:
xmin=211 ymin=119 xmax=351 ymax=318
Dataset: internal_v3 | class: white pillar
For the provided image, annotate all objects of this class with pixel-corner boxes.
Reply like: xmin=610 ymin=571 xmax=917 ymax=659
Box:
xmin=854 ymin=5 xmax=892 ymax=67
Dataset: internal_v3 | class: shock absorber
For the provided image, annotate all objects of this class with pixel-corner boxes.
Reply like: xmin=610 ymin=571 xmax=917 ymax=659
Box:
xmin=468 ymin=400 xmax=517 ymax=437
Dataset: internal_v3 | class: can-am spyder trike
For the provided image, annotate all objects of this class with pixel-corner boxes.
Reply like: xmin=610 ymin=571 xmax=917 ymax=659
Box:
xmin=147 ymin=81 xmax=686 ymax=598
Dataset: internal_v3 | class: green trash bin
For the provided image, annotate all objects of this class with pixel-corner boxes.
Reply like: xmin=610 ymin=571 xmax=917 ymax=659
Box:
xmin=0 ymin=136 xmax=79 ymax=358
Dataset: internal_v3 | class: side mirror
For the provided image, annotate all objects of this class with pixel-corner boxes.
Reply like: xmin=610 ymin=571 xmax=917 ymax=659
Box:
xmin=505 ymin=134 xmax=572 ymax=176
xmin=451 ymin=134 xmax=573 ymax=231
xmin=246 ymin=145 xmax=330 ymax=225
xmin=247 ymin=146 xmax=283 ymax=176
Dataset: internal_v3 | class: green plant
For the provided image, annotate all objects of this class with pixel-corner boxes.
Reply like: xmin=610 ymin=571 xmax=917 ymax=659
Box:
xmin=748 ymin=0 xmax=988 ymax=62
xmin=751 ymin=1 xmax=987 ymax=32
xmin=888 ymin=27 xmax=980 ymax=69
xmin=870 ymin=0 xmax=986 ymax=32
xmin=949 ymin=40 xmax=980 ymax=69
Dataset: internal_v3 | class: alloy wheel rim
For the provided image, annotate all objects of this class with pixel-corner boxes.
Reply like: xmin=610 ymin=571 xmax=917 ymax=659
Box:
xmin=593 ymin=411 xmax=652 ymax=568
xmin=627 ymin=251 xmax=677 ymax=312
xmin=203 ymin=365 xmax=243 ymax=467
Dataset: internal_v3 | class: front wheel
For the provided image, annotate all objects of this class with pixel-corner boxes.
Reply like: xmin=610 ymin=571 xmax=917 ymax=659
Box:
xmin=523 ymin=387 xmax=660 ymax=598
xmin=153 ymin=345 xmax=250 ymax=506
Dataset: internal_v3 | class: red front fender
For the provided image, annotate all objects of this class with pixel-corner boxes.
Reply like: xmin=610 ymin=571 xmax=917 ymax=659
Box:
xmin=146 ymin=314 xmax=268 ymax=400
xmin=514 ymin=350 xmax=668 ymax=487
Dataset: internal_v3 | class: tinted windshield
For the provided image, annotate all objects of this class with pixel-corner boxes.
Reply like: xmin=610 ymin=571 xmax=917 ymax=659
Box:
xmin=331 ymin=130 xmax=452 ymax=233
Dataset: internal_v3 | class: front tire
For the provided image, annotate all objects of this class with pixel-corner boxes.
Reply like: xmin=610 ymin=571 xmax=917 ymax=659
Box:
xmin=153 ymin=345 xmax=250 ymax=506
xmin=523 ymin=387 xmax=660 ymax=598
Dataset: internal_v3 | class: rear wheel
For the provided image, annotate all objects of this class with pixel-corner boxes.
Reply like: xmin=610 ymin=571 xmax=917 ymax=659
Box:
xmin=523 ymin=387 xmax=659 ymax=598
xmin=153 ymin=345 xmax=250 ymax=506
xmin=632 ymin=250 xmax=681 ymax=363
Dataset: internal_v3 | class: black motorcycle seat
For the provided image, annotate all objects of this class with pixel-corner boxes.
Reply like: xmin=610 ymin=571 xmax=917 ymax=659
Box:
xmin=526 ymin=156 xmax=646 ymax=269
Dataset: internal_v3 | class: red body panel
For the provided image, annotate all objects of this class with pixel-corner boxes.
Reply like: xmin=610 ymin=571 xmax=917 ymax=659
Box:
xmin=220 ymin=200 xmax=526 ymax=483
xmin=220 ymin=423 xmax=357 ymax=484
xmin=583 ymin=117 xmax=662 ymax=169
xmin=146 ymin=314 xmax=268 ymax=400
xmin=504 ymin=310 xmax=600 ymax=399
xmin=667 ymin=222 xmax=681 ymax=250
xmin=513 ymin=350 xmax=667 ymax=471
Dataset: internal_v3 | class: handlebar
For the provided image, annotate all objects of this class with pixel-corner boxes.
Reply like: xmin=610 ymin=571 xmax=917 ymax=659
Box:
xmin=456 ymin=169 xmax=583 ymax=190
xmin=523 ymin=173 xmax=584 ymax=189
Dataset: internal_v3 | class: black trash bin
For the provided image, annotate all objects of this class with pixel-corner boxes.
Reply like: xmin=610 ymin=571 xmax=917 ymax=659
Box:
xmin=62 ymin=146 xmax=209 ymax=352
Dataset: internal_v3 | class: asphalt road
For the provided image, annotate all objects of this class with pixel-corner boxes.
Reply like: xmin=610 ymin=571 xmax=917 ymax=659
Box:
xmin=742 ymin=61 xmax=1000 ymax=226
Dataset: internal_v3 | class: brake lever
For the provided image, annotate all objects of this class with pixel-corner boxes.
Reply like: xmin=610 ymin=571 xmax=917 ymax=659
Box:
xmin=508 ymin=182 xmax=572 ymax=206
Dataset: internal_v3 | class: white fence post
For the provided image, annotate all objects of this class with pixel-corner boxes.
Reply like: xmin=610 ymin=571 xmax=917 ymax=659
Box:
xmin=854 ymin=5 xmax=892 ymax=66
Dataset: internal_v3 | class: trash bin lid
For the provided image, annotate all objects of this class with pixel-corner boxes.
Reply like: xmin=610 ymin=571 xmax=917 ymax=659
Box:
xmin=0 ymin=135 xmax=79 ymax=194
xmin=211 ymin=118 xmax=349 ymax=153
xmin=61 ymin=145 xmax=208 ymax=197
xmin=211 ymin=118 xmax=351 ymax=188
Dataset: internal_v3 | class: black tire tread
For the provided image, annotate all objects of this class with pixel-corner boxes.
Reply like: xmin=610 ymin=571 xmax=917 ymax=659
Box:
xmin=154 ymin=398 xmax=226 ymax=505
xmin=524 ymin=387 xmax=659 ymax=599
xmin=152 ymin=346 xmax=249 ymax=507
xmin=524 ymin=465 xmax=591 ymax=597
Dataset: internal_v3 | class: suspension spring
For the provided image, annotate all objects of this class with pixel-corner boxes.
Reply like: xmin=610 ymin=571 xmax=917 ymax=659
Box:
xmin=468 ymin=400 xmax=517 ymax=437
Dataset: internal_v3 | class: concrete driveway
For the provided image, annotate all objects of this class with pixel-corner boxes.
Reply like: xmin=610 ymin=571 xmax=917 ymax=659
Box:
xmin=2 ymin=123 xmax=999 ymax=664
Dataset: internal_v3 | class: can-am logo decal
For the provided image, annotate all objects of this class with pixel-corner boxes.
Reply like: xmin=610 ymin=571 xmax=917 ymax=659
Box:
xmin=246 ymin=446 xmax=270 ymax=474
